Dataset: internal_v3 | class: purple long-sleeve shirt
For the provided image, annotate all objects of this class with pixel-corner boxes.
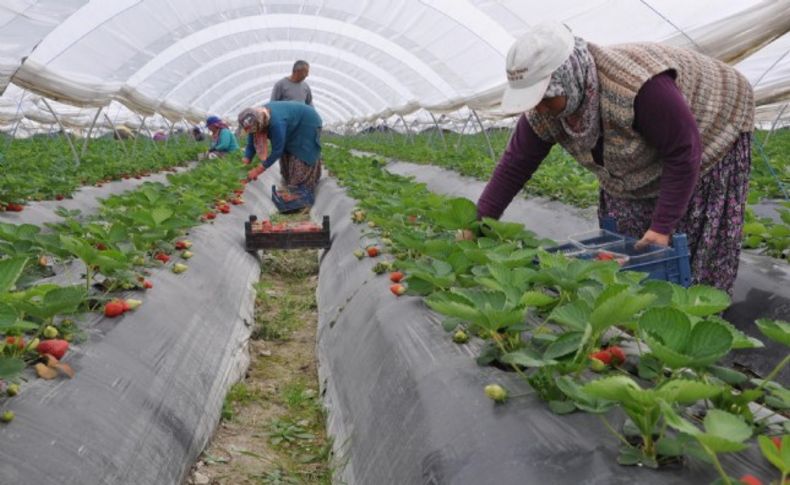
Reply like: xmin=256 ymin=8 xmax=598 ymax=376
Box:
xmin=477 ymin=72 xmax=702 ymax=235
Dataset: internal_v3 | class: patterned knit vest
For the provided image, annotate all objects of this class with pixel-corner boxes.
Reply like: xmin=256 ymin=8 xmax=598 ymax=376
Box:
xmin=527 ymin=43 xmax=754 ymax=199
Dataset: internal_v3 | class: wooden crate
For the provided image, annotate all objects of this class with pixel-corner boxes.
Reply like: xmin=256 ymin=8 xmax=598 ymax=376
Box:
xmin=244 ymin=215 xmax=331 ymax=251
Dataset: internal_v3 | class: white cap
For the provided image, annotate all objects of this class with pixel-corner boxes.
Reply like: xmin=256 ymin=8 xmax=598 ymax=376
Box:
xmin=500 ymin=23 xmax=575 ymax=114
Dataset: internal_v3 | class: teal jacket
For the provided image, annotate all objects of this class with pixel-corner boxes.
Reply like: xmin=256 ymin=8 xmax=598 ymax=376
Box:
xmin=244 ymin=101 xmax=322 ymax=168
xmin=210 ymin=127 xmax=239 ymax=153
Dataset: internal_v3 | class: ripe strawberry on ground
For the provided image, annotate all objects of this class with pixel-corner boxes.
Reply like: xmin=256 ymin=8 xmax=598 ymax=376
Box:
xmin=154 ymin=252 xmax=170 ymax=263
xmin=104 ymin=299 xmax=127 ymax=317
xmin=390 ymin=284 xmax=406 ymax=296
xmin=36 ymin=339 xmax=69 ymax=360
xmin=739 ymin=475 xmax=763 ymax=485
xmin=55 ymin=194 xmax=65 ymax=201
xmin=771 ymin=435 xmax=783 ymax=449
xmin=367 ymin=246 xmax=379 ymax=257
xmin=590 ymin=349 xmax=613 ymax=365
xmin=389 ymin=271 xmax=404 ymax=283
xmin=175 ymin=240 xmax=192 ymax=250
xmin=607 ymin=345 xmax=626 ymax=365
xmin=4 ymin=336 xmax=25 ymax=350
xmin=142 ymin=279 xmax=153 ymax=289
xmin=5 ymin=203 xmax=24 ymax=212
xmin=217 ymin=204 xmax=231 ymax=214
xmin=203 ymin=212 xmax=216 ymax=220
xmin=95 ymin=243 xmax=108 ymax=251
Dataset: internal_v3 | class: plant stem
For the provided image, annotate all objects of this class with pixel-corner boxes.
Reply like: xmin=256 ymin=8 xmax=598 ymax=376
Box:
xmin=703 ymin=444 xmax=731 ymax=485
xmin=598 ymin=415 xmax=633 ymax=448
xmin=755 ymin=353 xmax=790 ymax=392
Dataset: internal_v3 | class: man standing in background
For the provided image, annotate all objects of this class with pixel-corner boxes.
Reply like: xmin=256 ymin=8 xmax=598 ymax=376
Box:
xmin=270 ymin=60 xmax=313 ymax=105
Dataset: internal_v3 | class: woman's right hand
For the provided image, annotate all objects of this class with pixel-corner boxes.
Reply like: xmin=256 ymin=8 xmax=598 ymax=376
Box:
xmin=247 ymin=165 xmax=265 ymax=181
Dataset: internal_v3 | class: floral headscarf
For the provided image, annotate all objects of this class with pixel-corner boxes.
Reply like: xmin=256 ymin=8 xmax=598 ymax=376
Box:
xmin=238 ymin=107 xmax=271 ymax=161
xmin=542 ymin=36 xmax=601 ymax=152
xmin=207 ymin=119 xmax=230 ymax=141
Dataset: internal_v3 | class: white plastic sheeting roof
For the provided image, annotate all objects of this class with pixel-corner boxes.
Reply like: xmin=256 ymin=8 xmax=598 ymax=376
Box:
xmin=0 ymin=0 xmax=789 ymax=130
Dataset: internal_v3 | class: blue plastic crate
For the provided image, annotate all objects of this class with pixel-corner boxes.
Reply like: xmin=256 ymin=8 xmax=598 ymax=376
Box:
xmin=545 ymin=217 xmax=691 ymax=287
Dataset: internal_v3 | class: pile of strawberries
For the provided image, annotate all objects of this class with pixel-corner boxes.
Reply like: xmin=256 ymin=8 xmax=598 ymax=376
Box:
xmin=251 ymin=219 xmax=322 ymax=234
xmin=588 ymin=345 xmax=626 ymax=371
xmin=0 ymin=202 xmax=24 ymax=212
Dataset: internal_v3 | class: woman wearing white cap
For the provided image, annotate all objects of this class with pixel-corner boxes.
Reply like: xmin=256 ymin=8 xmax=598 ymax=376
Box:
xmin=477 ymin=23 xmax=754 ymax=293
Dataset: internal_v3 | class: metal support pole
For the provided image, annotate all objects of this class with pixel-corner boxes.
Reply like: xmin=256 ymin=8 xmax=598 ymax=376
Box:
xmin=384 ymin=119 xmax=394 ymax=142
xmin=80 ymin=106 xmax=103 ymax=157
xmin=471 ymin=109 xmax=495 ymax=162
xmin=103 ymin=113 xmax=129 ymax=155
xmin=398 ymin=114 xmax=412 ymax=143
xmin=41 ymin=98 xmax=80 ymax=166
xmin=165 ymin=120 xmax=176 ymax=147
xmin=429 ymin=112 xmax=447 ymax=150
xmin=455 ymin=113 xmax=474 ymax=151
xmin=4 ymin=89 xmax=27 ymax=152
xmin=764 ymin=102 xmax=790 ymax=146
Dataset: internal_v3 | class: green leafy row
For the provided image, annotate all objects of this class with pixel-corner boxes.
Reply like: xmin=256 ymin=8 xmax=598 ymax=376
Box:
xmin=324 ymin=146 xmax=789 ymax=484
xmin=0 ymin=135 xmax=206 ymax=206
xmin=327 ymin=129 xmax=790 ymax=262
xmin=0 ymin=155 xmax=247 ymax=387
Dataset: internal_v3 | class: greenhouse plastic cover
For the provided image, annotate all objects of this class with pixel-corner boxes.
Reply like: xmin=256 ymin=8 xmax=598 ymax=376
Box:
xmin=313 ymin=175 xmax=780 ymax=485
xmin=0 ymin=170 xmax=278 ymax=484
xmin=1 ymin=0 xmax=789 ymax=129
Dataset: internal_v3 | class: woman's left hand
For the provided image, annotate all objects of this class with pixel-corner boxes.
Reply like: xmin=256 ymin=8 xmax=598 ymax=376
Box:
xmin=635 ymin=229 xmax=670 ymax=249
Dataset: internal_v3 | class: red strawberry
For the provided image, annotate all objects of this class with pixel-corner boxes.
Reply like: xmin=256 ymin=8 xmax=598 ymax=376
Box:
xmin=390 ymin=284 xmax=406 ymax=296
xmin=95 ymin=242 xmax=107 ymax=251
xmin=104 ymin=299 xmax=127 ymax=317
xmin=230 ymin=198 xmax=243 ymax=205
xmin=607 ymin=346 xmax=626 ymax=365
xmin=367 ymin=247 xmax=379 ymax=257
xmin=6 ymin=203 xmax=23 ymax=212
xmin=203 ymin=212 xmax=216 ymax=220
xmin=154 ymin=252 xmax=170 ymax=263
xmin=596 ymin=252 xmax=615 ymax=261
xmin=55 ymin=194 xmax=65 ymax=201
xmin=233 ymin=189 xmax=244 ymax=195
xmin=739 ymin=475 xmax=763 ymax=485
xmin=174 ymin=240 xmax=191 ymax=250
xmin=218 ymin=204 xmax=230 ymax=214
xmin=36 ymin=339 xmax=69 ymax=360
xmin=5 ymin=336 xmax=25 ymax=350
xmin=772 ymin=436 xmax=783 ymax=450
xmin=389 ymin=271 xmax=404 ymax=283
xmin=590 ymin=350 xmax=613 ymax=365
xmin=142 ymin=279 xmax=153 ymax=289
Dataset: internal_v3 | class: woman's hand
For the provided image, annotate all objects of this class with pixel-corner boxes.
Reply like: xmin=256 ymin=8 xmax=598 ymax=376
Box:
xmin=635 ymin=229 xmax=670 ymax=249
xmin=247 ymin=165 xmax=265 ymax=181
